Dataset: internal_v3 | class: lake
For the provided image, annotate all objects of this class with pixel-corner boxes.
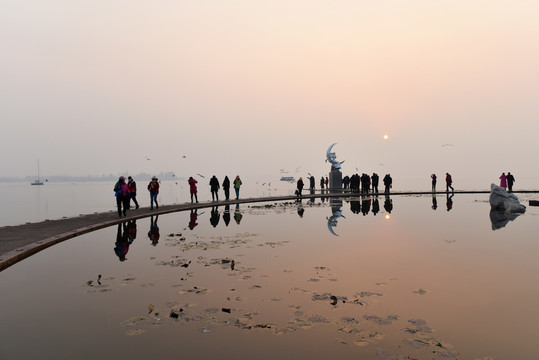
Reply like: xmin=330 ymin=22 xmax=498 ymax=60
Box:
xmin=0 ymin=180 xmax=295 ymax=227
xmin=2 ymin=173 xmax=537 ymax=227
xmin=1 ymin=194 xmax=538 ymax=359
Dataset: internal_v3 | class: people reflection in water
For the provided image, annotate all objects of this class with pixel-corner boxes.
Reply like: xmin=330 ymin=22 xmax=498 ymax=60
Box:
xmin=320 ymin=189 xmax=327 ymax=203
xmin=350 ymin=199 xmax=360 ymax=214
xmin=234 ymin=204 xmax=243 ymax=224
xmin=223 ymin=204 xmax=231 ymax=226
xmin=446 ymin=193 xmax=454 ymax=211
xmin=127 ymin=220 xmax=137 ymax=242
xmin=431 ymin=195 xmax=438 ymax=210
xmin=114 ymin=223 xmax=131 ymax=261
xmin=210 ymin=206 xmax=220 ymax=227
xmin=188 ymin=209 xmax=198 ymax=230
xmin=372 ymin=197 xmax=380 ymax=216
xmin=384 ymin=196 xmax=393 ymax=214
xmin=309 ymin=189 xmax=315 ymax=203
xmin=148 ymin=216 xmax=159 ymax=246
xmin=362 ymin=198 xmax=371 ymax=216
xmin=297 ymin=205 xmax=305 ymax=218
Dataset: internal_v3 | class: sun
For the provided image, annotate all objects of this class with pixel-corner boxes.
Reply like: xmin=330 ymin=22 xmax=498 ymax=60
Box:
xmin=383 ymin=134 xmax=389 ymax=140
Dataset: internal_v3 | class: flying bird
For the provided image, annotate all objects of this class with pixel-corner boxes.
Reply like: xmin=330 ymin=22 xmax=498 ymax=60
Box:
xmin=145 ymin=157 xmax=151 ymax=160
xmin=197 ymin=173 xmax=206 ymax=178
xmin=441 ymin=144 xmax=454 ymax=147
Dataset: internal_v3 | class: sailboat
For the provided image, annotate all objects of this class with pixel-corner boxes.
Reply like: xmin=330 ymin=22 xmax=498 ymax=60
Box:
xmin=31 ymin=160 xmax=45 ymax=186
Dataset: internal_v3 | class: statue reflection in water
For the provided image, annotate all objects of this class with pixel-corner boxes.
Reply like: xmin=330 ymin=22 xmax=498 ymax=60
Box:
xmin=223 ymin=204 xmax=231 ymax=226
xmin=114 ymin=222 xmax=133 ymax=262
xmin=327 ymin=198 xmax=345 ymax=236
xmin=148 ymin=216 xmax=159 ymax=246
xmin=234 ymin=204 xmax=243 ymax=225
xmin=210 ymin=206 xmax=220 ymax=228
xmin=489 ymin=210 xmax=522 ymax=230
xmin=446 ymin=193 xmax=454 ymax=211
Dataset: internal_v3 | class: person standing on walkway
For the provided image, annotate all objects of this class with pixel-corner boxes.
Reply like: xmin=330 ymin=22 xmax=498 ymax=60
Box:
xmin=320 ymin=177 xmax=325 ymax=189
xmin=325 ymin=176 xmax=329 ymax=189
xmin=309 ymin=176 xmax=315 ymax=190
xmin=188 ymin=176 xmax=198 ymax=203
xmin=507 ymin=172 xmax=515 ymax=192
xmin=372 ymin=173 xmax=379 ymax=193
xmin=296 ymin=177 xmax=304 ymax=197
xmin=431 ymin=174 xmax=437 ymax=192
xmin=209 ymin=175 xmax=220 ymax=201
xmin=147 ymin=176 xmax=160 ymax=209
xmin=445 ymin=173 xmax=454 ymax=192
xmin=114 ymin=176 xmax=130 ymax=217
xmin=499 ymin=172 xmax=507 ymax=190
xmin=127 ymin=176 xmax=139 ymax=209
xmin=222 ymin=176 xmax=231 ymax=200
xmin=233 ymin=175 xmax=242 ymax=199
xmin=383 ymin=174 xmax=392 ymax=194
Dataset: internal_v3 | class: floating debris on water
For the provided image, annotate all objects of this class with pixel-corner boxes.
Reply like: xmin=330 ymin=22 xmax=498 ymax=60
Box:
xmin=412 ymin=288 xmax=430 ymax=295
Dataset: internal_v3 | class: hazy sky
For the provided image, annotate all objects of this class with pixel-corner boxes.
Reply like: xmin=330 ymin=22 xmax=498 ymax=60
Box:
xmin=2 ymin=0 xmax=539 ymax=189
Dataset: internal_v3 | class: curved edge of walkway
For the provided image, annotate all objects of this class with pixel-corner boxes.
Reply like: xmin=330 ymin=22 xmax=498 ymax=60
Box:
xmin=1 ymin=190 xmax=537 ymax=272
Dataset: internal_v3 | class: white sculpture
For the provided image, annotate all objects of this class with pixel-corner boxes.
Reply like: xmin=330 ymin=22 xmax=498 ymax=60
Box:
xmin=326 ymin=143 xmax=344 ymax=170
xmin=489 ymin=183 xmax=526 ymax=213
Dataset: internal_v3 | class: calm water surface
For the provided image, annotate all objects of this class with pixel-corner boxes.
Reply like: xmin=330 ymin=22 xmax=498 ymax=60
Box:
xmin=1 ymin=194 xmax=538 ymax=359
xmin=0 ymin=180 xmax=294 ymax=226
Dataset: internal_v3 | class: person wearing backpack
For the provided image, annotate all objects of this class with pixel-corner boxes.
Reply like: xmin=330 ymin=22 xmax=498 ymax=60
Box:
xmin=113 ymin=176 xmax=129 ymax=217
xmin=147 ymin=176 xmax=160 ymax=209
xmin=127 ymin=176 xmax=139 ymax=209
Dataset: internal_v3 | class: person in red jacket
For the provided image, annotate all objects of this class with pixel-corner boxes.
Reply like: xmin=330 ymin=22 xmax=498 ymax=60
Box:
xmin=188 ymin=176 xmax=198 ymax=203
xmin=147 ymin=176 xmax=160 ymax=209
xmin=127 ymin=176 xmax=139 ymax=209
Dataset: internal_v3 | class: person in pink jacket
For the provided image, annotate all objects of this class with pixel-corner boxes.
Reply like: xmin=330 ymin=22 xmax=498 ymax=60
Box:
xmin=188 ymin=176 xmax=198 ymax=203
xmin=499 ymin=172 xmax=507 ymax=190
